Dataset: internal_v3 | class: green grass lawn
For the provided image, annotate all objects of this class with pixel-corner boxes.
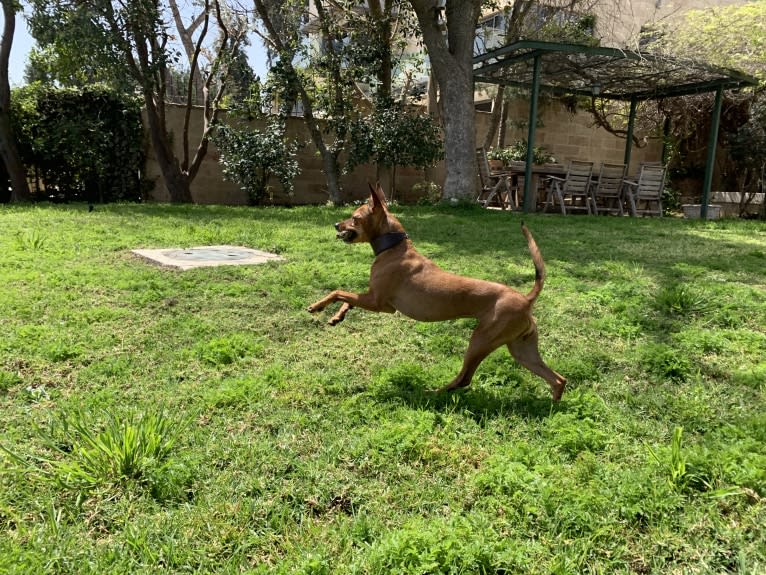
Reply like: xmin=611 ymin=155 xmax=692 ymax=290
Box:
xmin=1 ymin=202 xmax=765 ymax=574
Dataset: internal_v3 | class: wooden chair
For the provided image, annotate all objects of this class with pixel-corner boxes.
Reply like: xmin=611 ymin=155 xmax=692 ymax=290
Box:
xmin=476 ymin=148 xmax=515 ymax=210
xmin=543 ymin=160 xmax=594 ymax=214
xmin=590 ymin=162 xmax=627 ymax=215
xmin=624 ymin=164 xmax=667 ymax=217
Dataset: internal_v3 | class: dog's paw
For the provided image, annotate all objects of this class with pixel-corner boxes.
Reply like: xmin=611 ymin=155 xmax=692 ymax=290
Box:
xmin=328 ymin=315 xmax=344 ymax=326
xmin=307 ymin=304 xmax=323 ymax=314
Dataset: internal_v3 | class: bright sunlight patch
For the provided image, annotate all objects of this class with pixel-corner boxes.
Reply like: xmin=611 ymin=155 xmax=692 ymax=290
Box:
xmin=131 ymin=245 xmax=283 ymax=270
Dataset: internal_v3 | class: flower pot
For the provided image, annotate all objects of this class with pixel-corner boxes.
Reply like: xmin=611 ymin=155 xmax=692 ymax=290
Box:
xmin=682 ymin=204 xmax=721 ymax=219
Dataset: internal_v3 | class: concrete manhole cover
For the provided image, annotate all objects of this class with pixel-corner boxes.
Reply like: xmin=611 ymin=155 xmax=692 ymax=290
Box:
xmin=131 ymin=245 xmax=284 ymax=270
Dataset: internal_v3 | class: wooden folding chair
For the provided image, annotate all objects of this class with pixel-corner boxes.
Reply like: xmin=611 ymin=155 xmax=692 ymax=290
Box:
xmin=476 ymin=148 xmax=515 ymax=210
xmin=544 ymin=160 xmax=594 ymax=214
xmin=590 ymin=162 xmax=627 ymax=215
xmin=625 ymin=164 xmax=667 ymax=217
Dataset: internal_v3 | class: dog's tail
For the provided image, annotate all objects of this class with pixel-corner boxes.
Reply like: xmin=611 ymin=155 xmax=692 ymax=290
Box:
xmin=521 ymin=222 xmax=545 ymax=303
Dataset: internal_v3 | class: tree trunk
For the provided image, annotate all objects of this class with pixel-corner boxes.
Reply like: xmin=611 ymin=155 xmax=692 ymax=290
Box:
xmin=253 ymin=0 xmax=344 ymax=205
xmin=0 ymin=0 xmax=30 ymax=202
xmin=409 ymin=0 xmax=482 ymax=201
xmin=143 ymin=94 xmax=193 ymax=203
xmin=483 ymin=86 xmax=505 ymax=151
xmin=498 ymin=100 xmax=509 ymax=148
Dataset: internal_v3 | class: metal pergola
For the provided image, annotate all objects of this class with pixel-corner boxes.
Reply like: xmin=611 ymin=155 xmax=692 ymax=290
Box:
xmin=473 ymin=40 xmax=760 ymax=216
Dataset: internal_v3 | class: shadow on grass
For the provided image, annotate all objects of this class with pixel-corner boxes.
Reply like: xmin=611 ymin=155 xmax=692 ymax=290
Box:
xmin=369 ymin=373 xmax=561 ymax=423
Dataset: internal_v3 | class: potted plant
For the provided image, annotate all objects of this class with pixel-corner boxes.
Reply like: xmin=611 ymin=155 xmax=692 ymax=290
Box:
xmin=488 ymin=140 xmax=556 ymax=167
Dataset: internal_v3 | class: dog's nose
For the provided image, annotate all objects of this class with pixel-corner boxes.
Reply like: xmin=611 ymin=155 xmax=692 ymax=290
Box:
xmin=334 ymin=222 xmax=341 ymax=231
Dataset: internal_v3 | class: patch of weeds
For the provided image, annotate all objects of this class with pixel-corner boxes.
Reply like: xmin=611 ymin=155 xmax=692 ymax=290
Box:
xmin=708 ymin=303 xmax=747 ymax=329
xmin=543 ymin=411 xmax=610 ymax=457
xmin=473 ymin=457 xmax=540 ymax=498
xmin=195 ymin=334 xmax=264 ymax=366
xmin=355 ymin=411 xmax=437 ymax=468
xmin=640 ymin=342 xmax=693 ymax=382
xmin=555 ymin=351 xmax=613 ymax=386
xmin=646 ymin=427 xmax=709 ymax=494
xmin=203 ymin=375 xmax=271 ymax=409
xmin=425 ymin=334 xmax=466 ymax=356
xmin=731 ymin=362 xmax=766 ymax=391
xmin=561 ymin=389 xmax=609 ymax=420
xmin=31 ymin=409 xmax=192 ymax=502
xmin=654 ymin=283 xmax=710 ymax=318
xmin=358 ymin=516 xmax=500 ymax=574
xmin=15 ymin=229 xmax=47 ymax=250
xmin=672 ymin=328 xmax=729 ymax=354
xmin=42 ymin=339 xmax=84 ymax=363
xmin=590 ymin=313 xmax=642 ymax=338
xmin=0 ymin=370 xmax=22 ymax=394
xmin=474 ymin=352 xmax=525 ymax=388
xmin=80 ymin=355 xmax=133 ymax=381
xmin=372 ymin=362 xmax=430 ymax=398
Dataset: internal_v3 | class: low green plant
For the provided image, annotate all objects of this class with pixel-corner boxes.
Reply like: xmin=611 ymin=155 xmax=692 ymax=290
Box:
xmin=641 ymin=342 xmax=693 ymax=382
xmin=34 ymin=409 xmax=189 ymax=500
xmin=655 ymin=283 xmax=710 ymax=317
xmin=15 ymin=229 xmax=47 ymax=250
xmin=195 ymin=334 xmax=262 ymax=366
xmin=647 ymin=426 xmax=688 ymax=491
xmin=0 ymin=370 xmax=22 ymax=394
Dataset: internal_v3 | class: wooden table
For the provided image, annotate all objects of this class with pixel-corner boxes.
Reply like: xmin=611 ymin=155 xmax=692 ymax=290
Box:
xmin=504 ymin=163 xmax=566 ymax=211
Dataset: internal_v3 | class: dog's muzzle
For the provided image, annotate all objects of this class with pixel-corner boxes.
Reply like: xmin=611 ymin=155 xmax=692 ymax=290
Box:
xmin=335 ymin=222 xmax=357 ymax=243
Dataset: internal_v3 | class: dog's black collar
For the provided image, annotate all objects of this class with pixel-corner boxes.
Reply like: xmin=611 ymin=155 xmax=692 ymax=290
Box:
xmin=371 ymin=232 xmax=408 ymax=256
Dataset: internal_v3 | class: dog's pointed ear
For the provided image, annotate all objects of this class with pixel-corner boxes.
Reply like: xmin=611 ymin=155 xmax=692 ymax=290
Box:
xmin=369 ymin=182 xmax=388 ymax=211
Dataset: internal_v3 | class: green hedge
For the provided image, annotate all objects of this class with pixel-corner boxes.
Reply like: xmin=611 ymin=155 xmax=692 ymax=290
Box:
xmin=11 ymin=84 xmax=148 ymax=203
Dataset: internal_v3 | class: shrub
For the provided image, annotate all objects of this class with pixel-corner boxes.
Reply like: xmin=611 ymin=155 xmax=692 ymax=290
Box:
xmin=11 ymin=84 xmax=145 ymax=202
xmin=346 ymin=97 xmax=443 ymax=174
xmin=213 ymin=119 xmax=299 ymax=205
xmin=487 ymin=140 xmax=556 ymax=165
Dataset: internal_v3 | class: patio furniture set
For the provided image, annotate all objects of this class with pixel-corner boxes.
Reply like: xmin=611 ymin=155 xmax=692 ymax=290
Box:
xmin=476 ymin=147 xmax=667 ymax=217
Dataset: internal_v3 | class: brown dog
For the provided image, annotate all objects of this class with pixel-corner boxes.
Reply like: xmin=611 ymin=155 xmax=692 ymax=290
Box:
xmin=308 ymin=184 xmax=566 ymax=401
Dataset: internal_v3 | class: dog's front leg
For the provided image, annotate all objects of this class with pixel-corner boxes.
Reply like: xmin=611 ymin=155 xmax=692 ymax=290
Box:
xmin=307 ymin=290 xmax=393 ymax=324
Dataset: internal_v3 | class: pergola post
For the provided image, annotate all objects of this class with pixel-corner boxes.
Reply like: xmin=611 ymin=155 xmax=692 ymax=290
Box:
xmin=701 ymin=85 xmax=723 ymax=220
xmin=623 ymin=96 xmax=638 ymax=170
xmin=523 ymin=54 xmax=542 ymax=213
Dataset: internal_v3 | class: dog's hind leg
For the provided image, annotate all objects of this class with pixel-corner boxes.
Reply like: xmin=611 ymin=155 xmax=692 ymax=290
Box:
xmin=436 ymin=324 xmax=499 ymax=392
xmin=329 ymin=303 xmax=353 ymax=325
xmin=507 ymin=329 xmax=566 ymax=401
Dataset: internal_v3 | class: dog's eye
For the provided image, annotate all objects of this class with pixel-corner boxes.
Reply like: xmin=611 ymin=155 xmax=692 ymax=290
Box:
xmin=352 ymin=216 xmax=359 ymax=223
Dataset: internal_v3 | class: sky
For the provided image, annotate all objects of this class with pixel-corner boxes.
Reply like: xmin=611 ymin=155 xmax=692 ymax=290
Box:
xmin=6 ymin=10 xmax=268 ymax=87
xmin=8 ymin=14 xmax=33 ymax=87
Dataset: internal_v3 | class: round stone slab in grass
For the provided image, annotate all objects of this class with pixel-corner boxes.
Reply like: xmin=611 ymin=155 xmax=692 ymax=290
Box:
xmin=131 ymin=245 xmax=283 ymax=270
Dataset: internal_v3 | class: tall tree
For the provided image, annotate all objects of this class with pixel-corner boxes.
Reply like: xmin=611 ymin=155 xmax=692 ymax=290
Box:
xmin=252 ymin=0 xmax=368 ymax=204
xmin=29 ymin=0 xmax=246 ymax=203
xmin=0 ymin=0 xmax=31 ymax=202
xmin=408 ymin=0 xmax=482 ymax=201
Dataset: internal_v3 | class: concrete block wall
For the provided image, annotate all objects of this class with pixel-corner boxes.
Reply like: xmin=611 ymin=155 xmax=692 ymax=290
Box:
xmin=144 ymin=105 xmax=443 ymax=205
xmin=145 ymin=100 xmax=662 ymax=205
xmin=477 ymin=99 xmax=663 ymax=177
